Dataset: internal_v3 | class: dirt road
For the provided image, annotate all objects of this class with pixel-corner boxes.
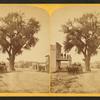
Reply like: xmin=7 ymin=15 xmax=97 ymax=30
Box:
xmin=51 ymin=69 xmax=100 ymax=93
xmin=0 ymin=68 xmax=49 ymax=93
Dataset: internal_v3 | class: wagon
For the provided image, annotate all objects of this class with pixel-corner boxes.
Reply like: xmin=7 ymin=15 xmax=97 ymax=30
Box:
xmin=67 ymin=63 xmax=83 ymax=74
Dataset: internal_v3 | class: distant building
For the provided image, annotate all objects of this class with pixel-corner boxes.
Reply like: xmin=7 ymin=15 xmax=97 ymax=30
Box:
xmin=32 ymin=55 xmax=50 ymax=73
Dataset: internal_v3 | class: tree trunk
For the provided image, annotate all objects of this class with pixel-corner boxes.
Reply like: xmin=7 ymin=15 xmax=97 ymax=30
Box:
xmin=85 ymin=55 xmax=91 ymax=72
xmin=9 ymin=55 xmax=15 ymax=71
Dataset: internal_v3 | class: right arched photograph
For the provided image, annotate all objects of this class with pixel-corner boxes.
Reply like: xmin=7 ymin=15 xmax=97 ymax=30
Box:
xmin=50 ymin=6 xmax=100 ymax=93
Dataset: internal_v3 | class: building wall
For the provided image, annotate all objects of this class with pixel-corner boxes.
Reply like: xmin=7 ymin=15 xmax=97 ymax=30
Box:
xmin=45 ymin=55 xmax=50 ymax=73
xmin=56 ymin=42 xmax=62 ymax=59
xmin=50 ymin=45 xmax=57 ymax=72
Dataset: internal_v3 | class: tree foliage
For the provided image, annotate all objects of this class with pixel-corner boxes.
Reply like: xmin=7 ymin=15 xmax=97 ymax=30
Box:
xmin=62 ymin=13 xmax=100 ymax=56
xmin=0 ymin=12 xmax=40 ymax=56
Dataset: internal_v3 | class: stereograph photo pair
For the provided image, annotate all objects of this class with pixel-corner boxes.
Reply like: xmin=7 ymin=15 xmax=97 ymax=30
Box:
xmin=0 ymin=5 xmax=99 ymax=94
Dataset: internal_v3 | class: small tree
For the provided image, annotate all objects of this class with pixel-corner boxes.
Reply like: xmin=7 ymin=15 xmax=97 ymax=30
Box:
xmin=62 ymin=13 xmax=100 ymax=71
xmin=0 ymin=12 xmax=40 ymax=71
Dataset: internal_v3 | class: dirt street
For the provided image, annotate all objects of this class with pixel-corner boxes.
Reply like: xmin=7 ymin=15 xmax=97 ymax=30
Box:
xmin=0 ymin=68 xmax=49 ymax=93
xmin=51 ymin=68 xmax=100 ymax=93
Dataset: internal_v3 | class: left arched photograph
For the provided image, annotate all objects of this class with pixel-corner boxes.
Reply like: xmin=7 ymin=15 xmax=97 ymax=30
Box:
xmin=0 ymin=5 xmax=50 ymax=93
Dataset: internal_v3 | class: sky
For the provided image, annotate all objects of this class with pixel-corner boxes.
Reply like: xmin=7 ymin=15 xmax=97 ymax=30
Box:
xmin=0 ymin=5 xmax=49 ymax=62
xmin=50 ymin=6 xmax=100 ymax=63
xmin=0 ymin=5 xmax=100 ymax=64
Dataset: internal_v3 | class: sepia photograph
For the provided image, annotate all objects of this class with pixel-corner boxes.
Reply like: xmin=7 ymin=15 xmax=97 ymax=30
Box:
xmin=0 ymin=5 xmax=50 ymax=93
xmin=0 ymin=4 xmax=100 ymax=95
xmin=50 ymin=6 xmax=100 ymax=93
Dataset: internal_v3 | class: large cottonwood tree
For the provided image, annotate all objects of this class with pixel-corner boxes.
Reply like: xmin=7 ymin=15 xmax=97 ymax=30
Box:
xmin=0 ymin=12 xmax=40 ymax=71
xmin=62 ymin=13 xmax=100 ymax=71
